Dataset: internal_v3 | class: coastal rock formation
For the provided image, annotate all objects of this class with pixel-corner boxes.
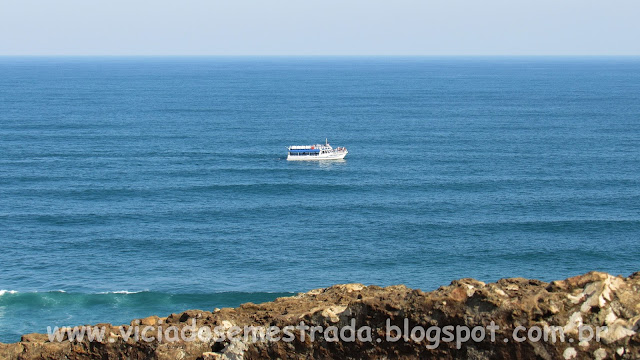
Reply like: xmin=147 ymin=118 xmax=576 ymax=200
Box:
xmin=1 ymin=272 xmax=639 ymax=359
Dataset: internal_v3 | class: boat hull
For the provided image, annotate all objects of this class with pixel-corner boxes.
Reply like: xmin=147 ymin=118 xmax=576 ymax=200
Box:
xmin=287 ymin=151 xmax=348 ymax=161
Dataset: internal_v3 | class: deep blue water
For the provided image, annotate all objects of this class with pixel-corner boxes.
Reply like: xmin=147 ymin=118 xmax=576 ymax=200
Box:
xmin=1 ymin=57 xmax=639 ymax=342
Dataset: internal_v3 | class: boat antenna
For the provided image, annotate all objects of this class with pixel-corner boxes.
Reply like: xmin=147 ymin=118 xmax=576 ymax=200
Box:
xmin=326 ymin=138 xmax=328 ymax=145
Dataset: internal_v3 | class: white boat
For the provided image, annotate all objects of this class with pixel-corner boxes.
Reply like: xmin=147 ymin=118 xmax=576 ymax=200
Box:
xmin=287 ymin=139 xmax=348 ymax=161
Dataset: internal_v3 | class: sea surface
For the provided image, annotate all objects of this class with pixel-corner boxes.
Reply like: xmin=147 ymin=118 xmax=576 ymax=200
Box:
xmin=1 ymin=57 xmax=639 ymax=342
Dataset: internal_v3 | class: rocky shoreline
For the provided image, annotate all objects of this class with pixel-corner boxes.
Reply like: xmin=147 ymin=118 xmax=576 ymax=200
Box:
xmin=1 ymin=271 xmax=639 ymax=359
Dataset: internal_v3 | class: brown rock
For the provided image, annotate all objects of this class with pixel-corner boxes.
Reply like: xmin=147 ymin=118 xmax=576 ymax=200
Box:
xmin=20 ymin=333 xmax=49 ymax=343
xmin=140 ymin=315 xmax=160 ymax=326
xmin=1 ymin=271 xmax=639 ymax=360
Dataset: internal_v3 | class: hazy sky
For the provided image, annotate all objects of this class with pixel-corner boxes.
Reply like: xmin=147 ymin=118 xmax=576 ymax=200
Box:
xmin=1 ymin=0 xmax=638 ymax=56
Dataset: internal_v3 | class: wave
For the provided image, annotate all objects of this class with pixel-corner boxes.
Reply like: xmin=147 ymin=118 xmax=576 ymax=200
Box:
xmin=0 ymin=290 xmax=295 ymax=308
xmin=98 ymin=290 xmax=145 ymax=295
xmin=0 ymin=290 xmax=296 ymax=342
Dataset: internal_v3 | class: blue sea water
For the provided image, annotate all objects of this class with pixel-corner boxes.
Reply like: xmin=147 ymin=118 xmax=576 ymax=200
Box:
xmin=1 ymin=57 xmax=639 ymax=342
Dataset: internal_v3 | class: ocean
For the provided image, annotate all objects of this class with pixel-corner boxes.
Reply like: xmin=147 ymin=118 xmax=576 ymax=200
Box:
xmin=0 ymin=57 xmax=639 ymax=342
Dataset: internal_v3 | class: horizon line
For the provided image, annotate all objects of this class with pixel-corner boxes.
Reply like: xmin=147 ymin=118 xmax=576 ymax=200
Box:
xmin=1 ymin=54 xmax=640 ymax=58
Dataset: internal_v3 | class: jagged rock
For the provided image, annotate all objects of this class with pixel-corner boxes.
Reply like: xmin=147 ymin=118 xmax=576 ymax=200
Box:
xmin=1 ymin=271 xmax=639 ymax=359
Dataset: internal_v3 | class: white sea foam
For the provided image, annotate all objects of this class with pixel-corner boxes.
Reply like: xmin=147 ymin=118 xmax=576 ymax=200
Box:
xmin=99 ymin=290 xmax=143 ymax=295
xmin=0 ymin=290 xmax=18 ymax=296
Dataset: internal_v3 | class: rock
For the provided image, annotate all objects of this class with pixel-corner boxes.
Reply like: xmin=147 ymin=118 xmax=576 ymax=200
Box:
xmin=320 ymin=305 xmax=347 ymax=323
xmin=334 ymin=283 xmax=365 ymax=292
xmin=563 ymin=347 xmax=577 ymax=359
xmin=140 ymin=315 xmax=159 ymax=326
xmin=202 ymin=352 xmax=222 ymax=359
xmin=593 ymin=348 xmax=607 ymax=360
xmin=1 ymin=271 xmax=639 ymax=360
xmin=20 ymin=333 xmax=48 ymax=343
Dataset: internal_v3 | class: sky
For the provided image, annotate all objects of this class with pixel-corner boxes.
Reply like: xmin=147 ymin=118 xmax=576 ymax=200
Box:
xmin=0 ymin=0 xmax=638 ymax=56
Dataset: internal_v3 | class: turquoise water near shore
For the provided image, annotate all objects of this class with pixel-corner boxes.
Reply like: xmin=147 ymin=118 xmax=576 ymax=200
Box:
xmin=1 ymin=57 xmax=639 ymax=342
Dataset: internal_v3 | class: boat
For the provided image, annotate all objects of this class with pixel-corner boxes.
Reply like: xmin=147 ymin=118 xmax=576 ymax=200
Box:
xmin=287 ymin=139 xmax=348 ymax=161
